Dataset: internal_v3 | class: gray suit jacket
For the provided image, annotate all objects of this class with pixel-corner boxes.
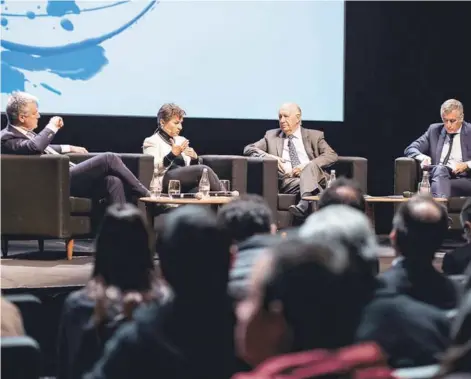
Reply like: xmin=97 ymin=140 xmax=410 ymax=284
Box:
xmin=243 ymin=127 xmax=338 ymax=168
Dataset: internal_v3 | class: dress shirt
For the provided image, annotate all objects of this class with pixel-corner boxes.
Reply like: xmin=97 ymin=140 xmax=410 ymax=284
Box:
xmin=417 ymin=126 xmax=471 ymax=169
xmin=281 ymin=127 xmax=310 ymax=172
xmin=12 ymin=124 xmax=71 ymax=153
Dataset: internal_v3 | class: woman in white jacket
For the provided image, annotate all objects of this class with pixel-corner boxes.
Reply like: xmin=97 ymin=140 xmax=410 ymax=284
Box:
xmin=143 ymin=103 xmax=224 ymax=194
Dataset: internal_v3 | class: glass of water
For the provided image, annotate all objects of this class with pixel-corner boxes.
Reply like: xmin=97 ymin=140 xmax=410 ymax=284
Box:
xmin=168 ymin=180 xmax=181 ymax=198
xmin=150 ymin=180 xmax=162 ymax=199
xmin=220 ymin=180 xmax=231 ymax=192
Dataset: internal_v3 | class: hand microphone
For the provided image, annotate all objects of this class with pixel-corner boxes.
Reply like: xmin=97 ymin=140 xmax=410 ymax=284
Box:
xmin=403 ymin=191 xmax=414 ymax=198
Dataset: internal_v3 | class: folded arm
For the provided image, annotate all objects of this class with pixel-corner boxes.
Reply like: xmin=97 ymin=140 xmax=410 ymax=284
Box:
xmin=243 ymin=136 xmax=269 ymax=157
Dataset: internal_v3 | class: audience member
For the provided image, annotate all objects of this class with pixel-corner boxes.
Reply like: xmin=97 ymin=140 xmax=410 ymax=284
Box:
xmin=300 ymin=205 xmax=451 ymax=367
xmin=86 ymin=205 xmax=233 ymax=379
xmin=217 ymin=194 xmax=279 ymax=301
xmin=1 ymin=296 xmax=25 ymax=337
xmin=317 ymin=177 xmax=366 ymax=212
xmin=57 ymin=203 xmax=162 ymax=379
xmin=380 ymin=194 xmax=458 ymax=310
xmin=443 ymin=198 xmax=471 ymax=275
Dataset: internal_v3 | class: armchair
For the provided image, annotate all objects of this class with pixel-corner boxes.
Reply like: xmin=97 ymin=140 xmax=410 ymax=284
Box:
xmin=394 ymin=157 xmax=468 ymax=229
xmin=1 ymin=153 xmax=153 ymax=260
xmin=246 ymin=156 xmax=368 ymax=229
xmin=199 ymin=155 xmax=248 ymax=193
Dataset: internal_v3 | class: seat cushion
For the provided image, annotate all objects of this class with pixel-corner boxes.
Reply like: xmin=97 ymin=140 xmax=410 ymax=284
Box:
xmin=278 ymin=194 xmax=297 ymax=210
xmin=70 ymin=197 xmax=93 ymax=214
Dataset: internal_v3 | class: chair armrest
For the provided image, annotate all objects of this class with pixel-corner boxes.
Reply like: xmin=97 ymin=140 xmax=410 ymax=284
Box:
xmin=1 ymin=155 xmax=71 ymax=237
xmin=200 ymin=155 xmax=248 ymax=193
xmin=1 ymin=336 xmax=41 ymax=379
xmin=245 ymin=157 xmax=278 ymax=218
xmin=329 ymin=156 xmax=368 ymax=193
xmin=68 ymin=153 xmax=154 ymax=188
xmin=394 ymin=157 xmax=419 ymax=194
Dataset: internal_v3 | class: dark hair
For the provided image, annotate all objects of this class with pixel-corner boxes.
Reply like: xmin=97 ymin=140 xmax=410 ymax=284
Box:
xmin=157 ymin=205 xmax=231 ymax=297
xmin=393 ymin=194 xmax=448 ymax=261
xmin=318 ymin=177 xmax=366 ymax=212
xmin=157 ymin=103 xmax=186 ymax=128
xmin=92 ymin=203 xmax=155 ymax=292
xmin=261 ymin=238 xmax=365 ymax=351
xmin=217 ymin=194 xmax=274 ymax=242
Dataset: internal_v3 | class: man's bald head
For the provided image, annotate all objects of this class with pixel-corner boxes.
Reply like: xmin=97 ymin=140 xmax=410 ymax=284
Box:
xmin=318 ymin=177 xmax=366 ymax=212
xmin=278 ymin=103 xmax=302 ymax=136
xmin=392 ymin=194 xmax=448 ymax=260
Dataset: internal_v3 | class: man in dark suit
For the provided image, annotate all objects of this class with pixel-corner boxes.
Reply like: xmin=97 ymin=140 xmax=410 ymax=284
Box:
xmin=243 ymin=103 xmax=338 ymax=218
xmin=380 ymin=194 xmax=458 ymax=310
xmin=1 ymin=91 xmax=150 ymax=203
xmin=443 ymin=198 xmax=471 ymax=275
xmin=405 ymin=99 xmax=471 ymax=197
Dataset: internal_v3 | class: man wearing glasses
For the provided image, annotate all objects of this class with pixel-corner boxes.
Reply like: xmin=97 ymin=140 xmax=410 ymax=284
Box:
xmin=405 ymin=99 xmax=471 ymax=197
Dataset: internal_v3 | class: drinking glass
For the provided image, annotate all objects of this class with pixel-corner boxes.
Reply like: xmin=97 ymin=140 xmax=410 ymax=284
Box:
xmin=220 ymin=180 xmax=231 ymax=192
xmin=150 ymin=180 xmax=162 ymax=199
xmin=168 ymin=180 xmax=181 ymax=198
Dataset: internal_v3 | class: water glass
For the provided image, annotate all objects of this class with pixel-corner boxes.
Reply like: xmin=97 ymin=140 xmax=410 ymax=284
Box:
xmin=150 ymin=181 xmax=162 ymax=199
xmin=220 ymin=180 xmax=231 ymax=192
xmin=168 ymin=180 xmax=181 ymax=198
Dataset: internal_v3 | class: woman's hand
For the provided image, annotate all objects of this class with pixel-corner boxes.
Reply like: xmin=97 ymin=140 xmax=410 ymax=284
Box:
xmin=184 ymin=147 xmax=198 ymax=159
xmin=171 ymin=139 xmax=189 ymax=156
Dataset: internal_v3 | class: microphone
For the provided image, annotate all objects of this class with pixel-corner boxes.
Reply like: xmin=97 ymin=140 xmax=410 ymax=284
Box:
xmin=403 ymin=191 xmax=414 ymax=198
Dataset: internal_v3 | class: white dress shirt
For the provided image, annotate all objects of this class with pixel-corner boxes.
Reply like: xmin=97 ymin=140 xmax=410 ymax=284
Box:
xmin=12 ymin=124 xmax=71 ymax=153
xmin=281 ymin=127 xmax=310 ymax=172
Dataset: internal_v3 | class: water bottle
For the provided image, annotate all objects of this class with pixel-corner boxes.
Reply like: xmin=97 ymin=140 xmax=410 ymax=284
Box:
xmin=199 ymin=168 xmax=210 ymax=199
xmin=150 ymin=168 xmax=162 ymax=198
xmin=327 ymin=170 xmax=336 ymax=188
xmin=418 ymin=171 xmax=431 ymax=194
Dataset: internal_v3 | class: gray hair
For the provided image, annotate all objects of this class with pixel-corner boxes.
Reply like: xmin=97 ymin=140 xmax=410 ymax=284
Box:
xmin=298 ymin=205 xmax=378 ymax=274
xmin=440 ymin=99 xmax=464 ymax=120
xmin=5 ymin=91 xmax=38 ymax=125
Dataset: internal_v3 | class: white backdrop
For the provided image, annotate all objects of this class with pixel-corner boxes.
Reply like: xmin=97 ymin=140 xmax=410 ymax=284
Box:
xmin=1 ymin=0 xmax=345 ymax=121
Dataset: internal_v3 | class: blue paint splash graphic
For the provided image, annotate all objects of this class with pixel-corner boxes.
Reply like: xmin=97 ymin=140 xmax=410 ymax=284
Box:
xmin=1 ymin=1 xmax=157 ymax=95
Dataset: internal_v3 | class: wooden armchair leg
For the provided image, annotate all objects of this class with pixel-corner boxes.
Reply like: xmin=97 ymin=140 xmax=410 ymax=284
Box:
xmin=66 ymin=239 xmax=74 ymax=260
xmin=38 ymin=239 xmax=44 ymax=253
xmin=1 ymin=237 xmax=8 ymax=258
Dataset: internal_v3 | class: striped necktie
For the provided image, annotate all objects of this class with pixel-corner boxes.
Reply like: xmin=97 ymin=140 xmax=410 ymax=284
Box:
xmin=287 ymin=135 xmax=301 ymax=168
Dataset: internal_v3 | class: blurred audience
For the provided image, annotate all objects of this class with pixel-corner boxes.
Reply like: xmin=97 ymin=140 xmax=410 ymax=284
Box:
xmin=86 ymin=205 xmax=233 ymax=379
xmin=299 ymin=205 xmax=451 ymax=367
xmin=380 ymin=194 xmax=458 ymax=310
xmin=1 ymin=296 xmax=25 ymax=337
xmin=57 ymin=203 xmax=162 ymax=379
xmin=443 ymin=198 xmax=471 ymax=275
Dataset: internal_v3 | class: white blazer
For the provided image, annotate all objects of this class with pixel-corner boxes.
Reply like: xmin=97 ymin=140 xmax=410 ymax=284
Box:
xmin=142 ymin=132 xmax=191 ymax=187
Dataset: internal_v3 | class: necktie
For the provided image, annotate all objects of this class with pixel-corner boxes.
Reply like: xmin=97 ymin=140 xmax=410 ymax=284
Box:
xmin=287 ymin=135 xmax=301 ymax=168
xmin=442 ymin=133 xmax=457 ymax=165
xmin=26 ymin=131 xmax=76 ymax=167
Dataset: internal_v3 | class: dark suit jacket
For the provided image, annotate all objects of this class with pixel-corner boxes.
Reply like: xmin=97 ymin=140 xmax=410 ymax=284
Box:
xmin=378 ymin=258 xmax=458 ymax=310
xmin=404 ymin=121 xmax=471 ymax=165
xmin=442 ymin=243 xmax=471 ymax=275
xmin=0 ymin=124 xmax=61 ymax=155
xmin=243 ymin=127 xmax=338 ymax=169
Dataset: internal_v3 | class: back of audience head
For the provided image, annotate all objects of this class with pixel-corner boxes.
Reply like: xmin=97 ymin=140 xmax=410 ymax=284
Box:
xmin=235 ymin=237 xmax=367 ymax=367
xmin=217 ymin=194 xmax=276 ymax=243
xmin=318 ymin=177 xmax=366 ymax=212
xmin=299 ymin=204 xmax=379 ymax=280
xmin=157 ymin=205 xmax=231 ymax=298
xmin=460 ymin=198 xmax=471 ymax=243
xmin=92 ymin=203 xmax=155 ymax=292
xmin=390 ymin=194 xmax=448 ymax=262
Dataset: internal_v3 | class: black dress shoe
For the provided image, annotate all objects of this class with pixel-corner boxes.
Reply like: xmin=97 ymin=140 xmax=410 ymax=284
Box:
xmin=288 ymin=205 xmax=308 ymax=219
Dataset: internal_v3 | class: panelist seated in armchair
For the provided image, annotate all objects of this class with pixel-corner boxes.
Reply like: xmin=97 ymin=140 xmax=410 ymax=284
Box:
xmin=405 ymin=99 xmax=471 ymax=198
xmin=1 ymin=91 xmax=150 ymax=204
xmin=142 ymin=103 xmax=224 ymax=193
xmin=243 ymin=102 xmax=338 ymax=218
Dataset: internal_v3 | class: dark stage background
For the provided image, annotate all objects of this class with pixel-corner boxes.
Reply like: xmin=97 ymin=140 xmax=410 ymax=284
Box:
xmin=2 ymin=2 xmax=471 ymax=232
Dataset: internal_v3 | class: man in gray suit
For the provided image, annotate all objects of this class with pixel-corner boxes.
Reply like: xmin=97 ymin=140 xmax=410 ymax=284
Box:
xmin=244 ymin=103 xmax=338 ymax=218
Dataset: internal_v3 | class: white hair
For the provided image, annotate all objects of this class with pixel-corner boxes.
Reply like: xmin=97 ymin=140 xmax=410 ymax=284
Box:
xmin=440 ymin=99 xmax=464 ymax=120
xmin=5 ymin=91 xmax=38 ymax=125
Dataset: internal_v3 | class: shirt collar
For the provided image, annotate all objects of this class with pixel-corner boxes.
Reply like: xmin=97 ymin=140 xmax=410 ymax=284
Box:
xmin=285 ymin=127 xmax=302 ymax=139
xmin=11 ymin=125 xmax=30 ymax=136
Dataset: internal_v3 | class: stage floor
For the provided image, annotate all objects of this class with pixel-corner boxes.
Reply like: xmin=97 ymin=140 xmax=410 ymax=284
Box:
xmin=0 ymin=238 xmax=455 ymax=291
